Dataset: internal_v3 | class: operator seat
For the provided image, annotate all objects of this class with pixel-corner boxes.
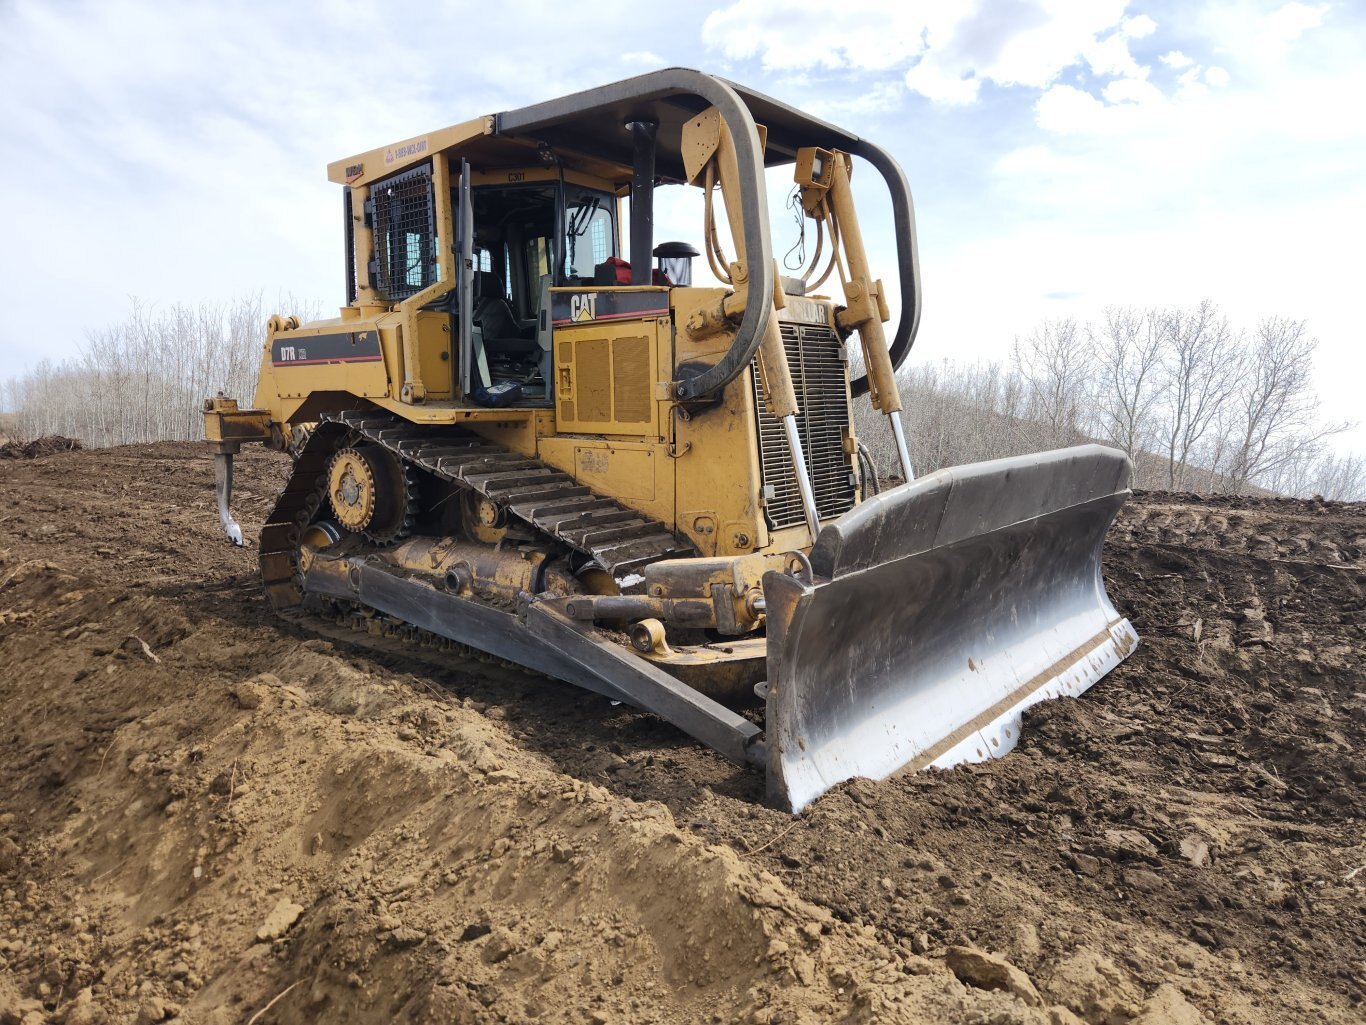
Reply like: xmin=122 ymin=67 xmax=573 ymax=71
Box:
xmin=472 ymin=271 xmax=538 ymax=357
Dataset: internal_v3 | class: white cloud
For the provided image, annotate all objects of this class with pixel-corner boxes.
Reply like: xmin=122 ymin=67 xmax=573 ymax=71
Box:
xmin=1122 ymin=14 xmax=1158 ymax=38
xmin=1101 ymin=76 xmax=1163 ymax=106
xmin=1259 ymin=2 xmax=1328 ymax=45
xmin=1205 ymin=65 xmax=1230 ymax=87
xmin=902 ymin=62 xmax=979 ymax=106
xmin=701 ymin=1 xmax=922 ymax=72
xmin=621 ymin=50 xmax=666 ymax=66
xmin=1034 ymin=85 xmax=1106 ymax=134
xmin=703 ymin=1 xmax=1149 ymax=104
xmin=1082 ymin=32 xmax=1149 ymax=80
xmin=1160 ymin=50 xmax=1195 ymax=69
xmin=1033 ymin=74 xmax=1167 ymax=137
xmin=946 ymin=2 xmax=1137 ymax=91
xmin=807 ymin=80 xmax=917 ymax=119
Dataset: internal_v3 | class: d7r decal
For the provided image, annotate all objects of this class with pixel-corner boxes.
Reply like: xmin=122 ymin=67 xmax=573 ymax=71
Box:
xmin=271 ymin=331 xmax=383 ymax=367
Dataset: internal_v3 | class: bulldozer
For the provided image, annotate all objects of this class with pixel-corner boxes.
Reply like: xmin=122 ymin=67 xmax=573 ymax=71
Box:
xmin=205 ymin=69 xmax=1137 ymax=812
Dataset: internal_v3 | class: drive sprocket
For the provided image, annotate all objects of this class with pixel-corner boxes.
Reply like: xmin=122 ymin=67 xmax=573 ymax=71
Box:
xmin=326 ymin=444 xmax=415 ymax=543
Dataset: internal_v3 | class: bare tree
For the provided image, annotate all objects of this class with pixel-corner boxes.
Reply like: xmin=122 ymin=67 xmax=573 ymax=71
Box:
xmin=1158 ymin=300 xmax=1242 ymax=490
xmin=1218 ymin=316 xmax=1346 ymax=494
xmin=869 ymin=306 xmax=1358 ymax=500
xmin=2 ymin=293 xmax=311 ymax=447
xmin=868 ymin=358 xmax=1046 ymax=480
xmin=1089 ymin=306 xmax=1167 ymax=486
xmin=1012 ymin=317 xmax=1091 ymax=451
xmin=1309 ymin=451 xmax=1366 ymax=501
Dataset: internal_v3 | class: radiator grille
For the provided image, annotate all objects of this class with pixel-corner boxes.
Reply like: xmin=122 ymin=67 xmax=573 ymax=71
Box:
xmin=752 ymin=322 xmax=856 ymax=529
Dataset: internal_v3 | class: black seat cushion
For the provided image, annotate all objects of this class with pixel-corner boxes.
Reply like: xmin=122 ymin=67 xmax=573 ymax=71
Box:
xmin=471 ymin=270 xmax=536 ymax=356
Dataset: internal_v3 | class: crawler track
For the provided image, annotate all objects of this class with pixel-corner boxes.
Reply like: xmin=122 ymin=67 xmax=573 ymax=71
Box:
xmin=258 ymin=409 xmax=694 ymax=614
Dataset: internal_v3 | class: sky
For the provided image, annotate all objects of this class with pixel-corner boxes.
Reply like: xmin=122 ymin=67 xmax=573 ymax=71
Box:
xmin=1 ymin=0 xmax=1362 ymax=453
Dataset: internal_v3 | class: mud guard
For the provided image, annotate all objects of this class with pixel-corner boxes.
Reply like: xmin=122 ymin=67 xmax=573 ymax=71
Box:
xmin=762 ymin=445 xmax=1139 ymax=813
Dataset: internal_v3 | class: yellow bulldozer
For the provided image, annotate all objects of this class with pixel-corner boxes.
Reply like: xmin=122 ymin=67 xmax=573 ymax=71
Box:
xmin=205 ymin=69 xmax=1137 ymax=811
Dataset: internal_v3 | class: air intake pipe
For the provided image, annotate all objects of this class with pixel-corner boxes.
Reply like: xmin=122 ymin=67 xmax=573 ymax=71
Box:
xmin=628 ymin=120 xmax=657 ymax=286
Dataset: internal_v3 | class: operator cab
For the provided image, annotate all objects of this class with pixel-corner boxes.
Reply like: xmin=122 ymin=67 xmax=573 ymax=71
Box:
xmin=461 ymin=181 xmax=617 ymax=404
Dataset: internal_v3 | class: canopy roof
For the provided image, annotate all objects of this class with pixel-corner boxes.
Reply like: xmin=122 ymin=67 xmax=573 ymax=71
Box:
xmin=494 ymin=67 xmax=865 ymax=182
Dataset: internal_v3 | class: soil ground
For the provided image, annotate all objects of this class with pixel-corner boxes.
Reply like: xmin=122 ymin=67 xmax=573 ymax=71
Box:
xmin=0 ymin=443 xmax=1361 ymax=1024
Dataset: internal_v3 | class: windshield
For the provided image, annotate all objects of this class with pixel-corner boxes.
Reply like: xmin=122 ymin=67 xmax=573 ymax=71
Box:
xmin=562 ymin=191 xmax=613 ymax=280
xmin=470 ymin=182 xmax=617 ymax=318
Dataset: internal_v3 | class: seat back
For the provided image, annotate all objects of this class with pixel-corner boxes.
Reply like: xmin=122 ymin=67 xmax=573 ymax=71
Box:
xmin=471 ymin=269 xmax=520 ymax=341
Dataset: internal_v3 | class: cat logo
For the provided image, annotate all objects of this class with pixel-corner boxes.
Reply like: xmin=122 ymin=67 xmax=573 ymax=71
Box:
xmin=569 ymin=292 xmax=598 ymax=322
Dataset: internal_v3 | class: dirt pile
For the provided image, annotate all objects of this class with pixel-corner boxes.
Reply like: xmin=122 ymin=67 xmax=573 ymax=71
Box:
xmin=0 ymin=436 xmax=83 ymax=460
xmin=0 ymin=443 xmax=1361 ymax=1024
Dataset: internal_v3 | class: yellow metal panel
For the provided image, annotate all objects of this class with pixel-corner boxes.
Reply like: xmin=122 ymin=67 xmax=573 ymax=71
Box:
xmin=553 ymin=319 xmax=659 ymax=437
xmin=668 ymin=288 xmax=770 ymax=557
xmin=202 ymin=398 xmax=271 ymax=445
xmin=264 ymin=321 xmax=392 ymax=402
xmin=416 ymin=311 xmax=453 ymax=400
xmin=537 ymin=437 xmax=675 ymax=529
xmin=612 ymin=336 xmax=652 ymax=423
xmin=577 ymin=337 xmax=612 ymax=422
xmin=471 ymin=167 xmax=616 ymax=190
xmin=672 ymin=372 xmax=768 ymax=557
xmin=575 ymin=445 xmax=655 ymax=502
xmin=326 ymin=116 xmax=493 ymax=187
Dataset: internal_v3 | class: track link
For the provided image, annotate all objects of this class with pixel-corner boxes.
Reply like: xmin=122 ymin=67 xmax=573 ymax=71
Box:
xmin=324 ymin=411 xmax=693 ymax=577
xmin=259 ymin=410 xmax=694 ymax=614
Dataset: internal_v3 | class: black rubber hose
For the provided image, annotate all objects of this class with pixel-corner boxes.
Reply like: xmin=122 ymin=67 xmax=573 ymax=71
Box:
xmin=857 ymin=440 xmax=882 ymax=497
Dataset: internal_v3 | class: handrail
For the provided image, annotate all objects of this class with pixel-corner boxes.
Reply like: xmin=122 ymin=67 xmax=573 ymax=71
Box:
xmin=496 ymin=69 xmax=923 ymax=402
xmin=496 ymin=68 xmax=774 ymax=402
xmin=845 ymin=139 xmax=922 ymax=397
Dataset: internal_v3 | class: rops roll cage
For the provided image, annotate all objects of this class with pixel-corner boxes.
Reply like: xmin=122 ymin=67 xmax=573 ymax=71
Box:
xmin=494 ymin=67 xmax=921 ymax=402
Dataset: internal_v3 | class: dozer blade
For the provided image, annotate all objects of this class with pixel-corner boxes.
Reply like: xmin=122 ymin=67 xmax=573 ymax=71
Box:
xmin=762 ymin=444 xmax=1138 ymax=813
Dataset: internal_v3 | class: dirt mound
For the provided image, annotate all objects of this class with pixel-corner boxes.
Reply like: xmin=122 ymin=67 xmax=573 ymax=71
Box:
xmin=1 ymin=443 xmax=1361 ymax=1024
xmin=0 ymin=435 xmax=83 ymax=460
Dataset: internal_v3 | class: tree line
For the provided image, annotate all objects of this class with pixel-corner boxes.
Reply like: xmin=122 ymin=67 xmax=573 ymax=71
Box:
xmin=856 ymin=301 xmax=1362 ymax=500
xmin=1 ymin=295 xmax=1360 ymax=500
xmin=1 ymin=295 xmax=314 ymax=448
